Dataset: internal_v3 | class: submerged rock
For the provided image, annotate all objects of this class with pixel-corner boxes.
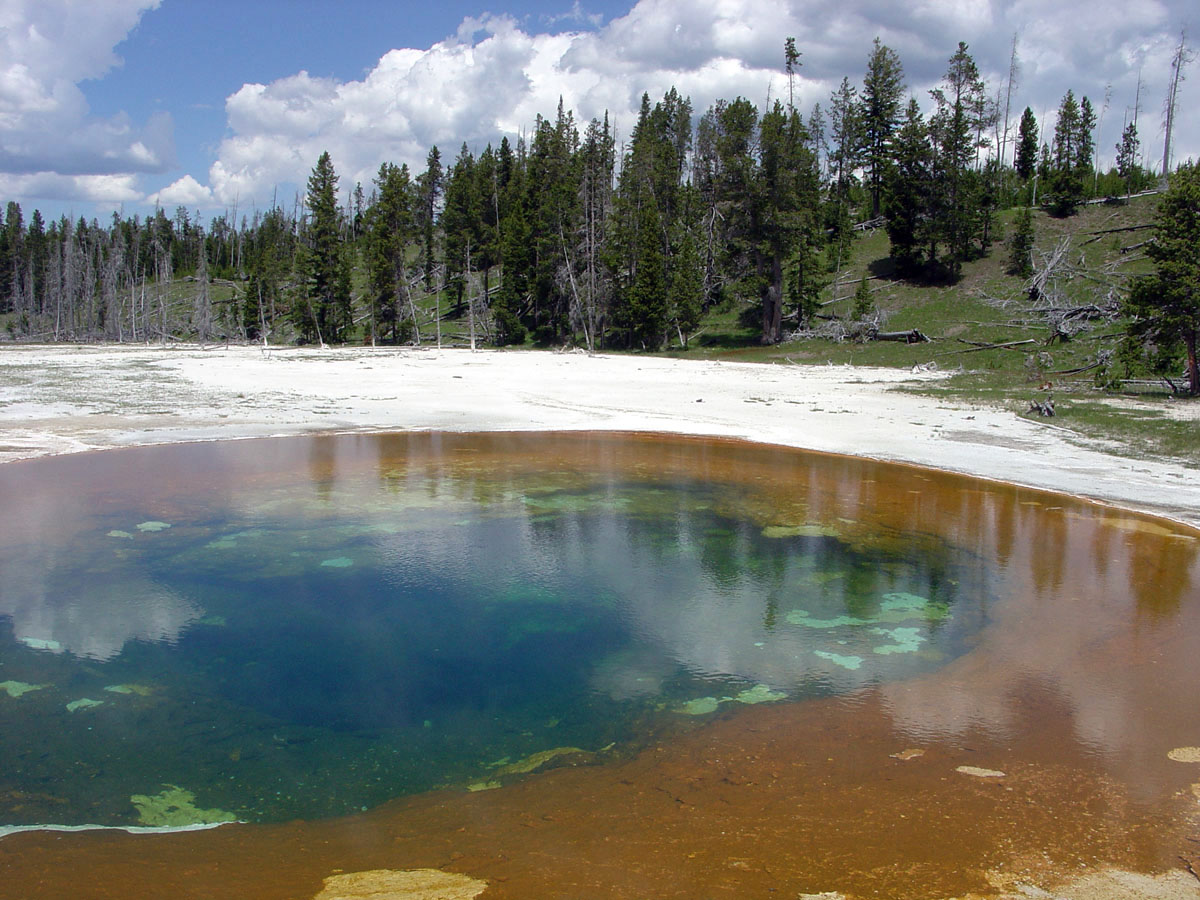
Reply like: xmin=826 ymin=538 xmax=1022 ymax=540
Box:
xmin=104 ymin=684 xmax=154 ymax=696
xmin=319 ymin=557 xmax=354 ymax=568
xmin=734 ymin=683 xmax=787 ymax=704
xmin=494 ymin=746 xmax=589 ymax=776
xmin=135 ymin=521 xmax=171 ymax=532
xmin=814 ymin=650 xmax=863 ymax=670
xmin=786 ymin=610 xmax=867 ymax=629
xmin=762 ymin=523 xmax=840 ymax=539
xmin=879 ymin=592 xmax=929 ymax=611
xmin=871 ymin=626 xmax=927 ymax=655
xmin=19 ymin=637 xmax=62 ymax=652
xmin=956 ymin=765 xmax=1006 ymax=778
xmin=65 ymin=698 xmax=104 ymax=712
xmin=678 ymin=696 xmax=721 ymax=716
xmin=1 ymin=680 xmax=46 ymax=698
xmin=129 ymin=785 xmax=236 ymax=827
xmin=466 ymin=781 xmax=501 ymax=792
xmin=1168 ymin=746 xmax=1200 ymax=763
xmin=313 ymin=868 xmax=487 ymax=900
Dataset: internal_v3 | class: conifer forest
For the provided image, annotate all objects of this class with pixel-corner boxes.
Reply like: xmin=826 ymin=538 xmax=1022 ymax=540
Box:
xmin=0 ymin=36 xmax=1186 ymax=364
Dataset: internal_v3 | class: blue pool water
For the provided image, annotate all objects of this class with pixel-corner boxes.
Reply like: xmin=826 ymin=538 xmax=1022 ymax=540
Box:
xmin=0 ymin=434 xmax=989 ymax=826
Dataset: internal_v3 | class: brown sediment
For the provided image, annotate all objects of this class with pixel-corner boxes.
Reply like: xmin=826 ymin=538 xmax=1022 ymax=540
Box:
xmin=2 ymin=431 xmax=1199 ymax=899
xmin=0 ymin=687 xmax=1193 ymax=899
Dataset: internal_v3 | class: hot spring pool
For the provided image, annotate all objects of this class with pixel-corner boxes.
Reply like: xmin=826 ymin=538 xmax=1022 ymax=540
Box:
xmin=1 ymin=431 xmax=1198 ymax=898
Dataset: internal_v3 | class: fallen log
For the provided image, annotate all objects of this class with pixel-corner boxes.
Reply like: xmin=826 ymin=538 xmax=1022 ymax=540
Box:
xmin=873 ymin=329 xmax=931 ymax=343
xmin=934 ymin=338 xmax=1036 ymax=358
xmin=1081 ymin=223 xmax=1154 ymax=244
xmin=1028 ymin=395 xmax=1056 ymax=417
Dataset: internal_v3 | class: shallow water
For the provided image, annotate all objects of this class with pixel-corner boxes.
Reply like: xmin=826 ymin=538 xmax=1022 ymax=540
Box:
xmin=1 ymin=432 xmax=1199 ymax=898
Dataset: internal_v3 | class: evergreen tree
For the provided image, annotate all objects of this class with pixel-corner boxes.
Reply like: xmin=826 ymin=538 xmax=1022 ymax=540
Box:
xmin=851 ymin=274 xmax=875 ymax=320
xmin=784 ymin=37 xmax=801 ymax=110
xmin=827 ymin=78 xmax=861 ymax=273
xmin=622 ymin=203 xmax=667 ymax=348
xmin=1115 ymin=121 xmax=1141 ymax=197
xmin=1048 ymin=90 xmax=1096 ymax=215
xmin=884 ymin=98 xmax=934 ymax=276
xmin=860 ymin=38 xmax=905 ymax=218
xmin=365 ymin=161 xmax=416 ymax=344
xmin=570 ymin=115 xmax=615 ymax=349
xmin=442 ymin=142 xmax=479 ymax=310
xmin=710 ymin=97 xmax=759 ymax=312
xmin=828 ymin=77 xmax=862 ymax=210
xmin=1 ymin=202 xmax=24 ymax=315
xmin=758 ymin=100 xmax=822 ymax=343
xmin=473 ymin=144 xmax=502 ymax=301
xmin=668 ymin=218 xmax=704 ymax=344
xmin=493 ymin=137 xmax=531 ymax=344
xmin=806 ymin=102 xmax=827 ymax=175
xmin=612 ymin=88 xmax=692 ymax=347
xmin=243 ymin=208 xmax=288 ymax=340
xmin=1014 ymin=107 xmax=1039 ymax=181
xmin=928 ymin=41 xmax=988 ymax=278
xmin=524 ymin=102 xmax=580 ymax=342
xmin=1124 ymin=162 xmax=1200 ymax=394
xmin=417 ymin=146 xmax=443 ymax=290
xmin=1007 ymin=205 xmax=1035 ymax=277
xmin=296 ymin=151 xmax=352 ymax=344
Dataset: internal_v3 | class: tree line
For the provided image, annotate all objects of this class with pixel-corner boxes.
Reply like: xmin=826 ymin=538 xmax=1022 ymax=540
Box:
xmin=0 ymin=37 xmax=1172 ymax=350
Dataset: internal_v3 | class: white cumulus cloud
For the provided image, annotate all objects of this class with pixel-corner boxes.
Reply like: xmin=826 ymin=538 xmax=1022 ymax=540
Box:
xmin=0 ymin=0 xmax=173 ymax=189
xmin=149 ymin=173 xmax=213 ymax=208
xmin=192 ymin=0 xmax=1197 ymax=211
xmin=0 ymin=171 xmax=142 ymax=206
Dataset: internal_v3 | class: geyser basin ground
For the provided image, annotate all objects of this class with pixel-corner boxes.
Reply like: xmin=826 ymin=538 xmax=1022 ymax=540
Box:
xmin=2 ymin=431 xmax=1199 ymax=899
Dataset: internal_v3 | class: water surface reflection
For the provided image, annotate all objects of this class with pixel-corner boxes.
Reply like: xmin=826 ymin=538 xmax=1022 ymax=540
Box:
xmin=1 ymin=432 xmax=1198 ymax=898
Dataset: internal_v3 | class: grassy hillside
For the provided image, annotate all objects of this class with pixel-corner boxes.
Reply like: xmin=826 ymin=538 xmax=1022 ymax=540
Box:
xmin=669 ymin=195 xmax=1199 ymax=466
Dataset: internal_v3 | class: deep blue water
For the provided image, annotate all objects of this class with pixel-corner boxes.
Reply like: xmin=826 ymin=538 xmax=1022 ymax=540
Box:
xmin=0 ymin=438 xmax=990 ymax=827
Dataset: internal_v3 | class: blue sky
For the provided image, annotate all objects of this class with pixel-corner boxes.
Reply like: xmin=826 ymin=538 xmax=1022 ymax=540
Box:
xmin=2 ymin=0 xmax=1195 ymax=224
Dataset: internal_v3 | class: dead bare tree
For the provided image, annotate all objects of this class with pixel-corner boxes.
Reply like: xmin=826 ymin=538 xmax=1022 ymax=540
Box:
xmin=1162 ymin=28 xmax=1194 ymax=185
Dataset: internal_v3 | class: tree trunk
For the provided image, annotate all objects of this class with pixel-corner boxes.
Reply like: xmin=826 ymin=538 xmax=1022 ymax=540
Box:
xmin=761 ymin=255 xmax=783 ymax=344
xmin=1186 ymin=329 xmax=1199 ymax=396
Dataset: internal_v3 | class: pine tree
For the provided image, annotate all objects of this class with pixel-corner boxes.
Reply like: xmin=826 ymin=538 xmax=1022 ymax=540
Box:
xmin=668 ymin=218 xmax=703 ymax=345
xmin=1048 ymin=90 xmax=1095 ymax=215
xmin=1014 ymin=107 xmax=1039 ymax=181
xmin=244 ymin=206 xmax=293 ymax=341
xmin=851 ymin=274 xmax=875 ymax=320
xmin=784 ymin=38 xmax=801 ymax=110
xmin=524 ymin=101 xmax=580 ymax=342
xmin=884 ymin=99 xmax=934 ymax=276
xmin=828 ymin=77 xmax=861 ymax=211
xmin=1124 ymin=162 xmax=1200 ymax=394
xmin=860 ymin=38 xmax=905 ymax=218
xmin=571 ymin=115 xmax=615 ymax=349
xmin=365 ymin=161 xmax=416 ymax=344
xmin=493 ymin=138 xmax=531 ymax=345
xmin=758 ymin=100 xmax=821 ymax=343
xmin=928 ymin=41 xmax=987 ymax=278
xmin=442 ymin=142 xmax=479 ymax=311
xmin=473 ymin=144 xmax=502 ymax=302
xmin=417 ymin=146 xmax=443 ymax=290
xmin=827 ymin=78 xmax=861 ymax=274
xmin=623 ymin=203 xmax=667 ymax=348
xmin=297 ymin=151 xmax=352 ymax=344
xmin=1007 ymin=206 xmax=1035 ymax=277
xmin=1115 ymin=121 xmax=1141 ymax=197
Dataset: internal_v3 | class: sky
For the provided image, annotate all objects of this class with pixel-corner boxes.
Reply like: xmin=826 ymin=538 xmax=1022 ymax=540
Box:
xmin=1 ymin=0 xmax=1194 ymax=225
